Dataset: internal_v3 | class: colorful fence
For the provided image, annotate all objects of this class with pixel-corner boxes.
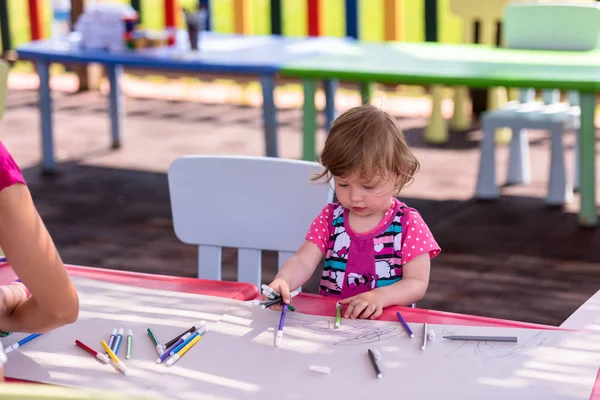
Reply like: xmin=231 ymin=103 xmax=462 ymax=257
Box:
xmin=2 ymin=0 xmax=470 ymax=53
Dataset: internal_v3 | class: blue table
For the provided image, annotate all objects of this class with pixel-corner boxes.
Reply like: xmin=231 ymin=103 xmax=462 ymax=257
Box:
xmin=16 ymin=32 xmax=356 ymax=172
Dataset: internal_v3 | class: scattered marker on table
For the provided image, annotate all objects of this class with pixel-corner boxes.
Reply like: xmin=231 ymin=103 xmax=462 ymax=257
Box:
xmin=367 ymin=349 xmax=383 ymax=379
xmin=147 ymin=328 xmax=164 ymax=356
xmin=443 ymin=335 xmax=519 ymax=343
xmin=107 ymin=328 xmax=117 ymax=353
xmin=112 ymin=328 xmax=124 ymax=355
xmin=156 ymin=332 xmax=192 ymax=364
xmin=75 ymin=339 xmax=109 ymax=364
xmin=126 ymin=329 xmax=133 ymax=359
xmin=334 ymin=302 xmax=342 ymax=328
xmin=396 ymin=311 xmax=415 ymax=339
xmin=166 ymin=334 xmax=202 ymax=367
xmin=164 ymin=322 xmax=203 ymax=349
xmin=421 ymin=323 xmax=428 ymax=351
xmin=5 ymin=333 xmax=42 ymax=354
xmin=100 ymin=340 xmax=128 ymax=375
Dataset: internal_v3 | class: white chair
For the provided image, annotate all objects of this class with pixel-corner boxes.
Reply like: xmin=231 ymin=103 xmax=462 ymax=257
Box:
xmin=168 ymin=155 xmax=334 ymax=290
xmin=475 ymin=2 xmax=600 ymax=205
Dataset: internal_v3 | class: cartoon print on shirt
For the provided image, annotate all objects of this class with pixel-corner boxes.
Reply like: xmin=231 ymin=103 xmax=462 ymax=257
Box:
xmin=346 ymin=272 xmax=376 ymax=290
xmin=375 ymin=259 xmax=402 ymax=280
xmin=331 ymin=231 xmax=350 ymax=259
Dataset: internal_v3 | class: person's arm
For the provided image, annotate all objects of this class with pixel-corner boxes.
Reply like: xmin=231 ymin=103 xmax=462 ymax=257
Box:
xmin=374 ymin=254 xmax=430 ymax=307
xmin=271 ymin=240 xmax=323 ymax=299
xmin=0 ymin=183 xmax=79 ymax=332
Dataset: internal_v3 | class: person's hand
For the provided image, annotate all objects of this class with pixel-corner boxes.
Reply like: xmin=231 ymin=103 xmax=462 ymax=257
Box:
xmin=264 ymin=278 xmax=291 ymax=311
xmin=0 ymin=283 xmax=28 ymax=318
xmin=339 ymin=291 xmax=384 ymax=320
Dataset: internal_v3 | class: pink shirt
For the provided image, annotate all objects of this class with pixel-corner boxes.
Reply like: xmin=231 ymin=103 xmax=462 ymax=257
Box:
xmin=306 ymin=198 xmax=440 ymax=265
xmin=0 ymin=141 xmax=26 ymax=191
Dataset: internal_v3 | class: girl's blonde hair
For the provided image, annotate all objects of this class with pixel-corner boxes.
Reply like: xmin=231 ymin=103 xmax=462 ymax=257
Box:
xmin=313 ymin=105 xmax=419 ymax=191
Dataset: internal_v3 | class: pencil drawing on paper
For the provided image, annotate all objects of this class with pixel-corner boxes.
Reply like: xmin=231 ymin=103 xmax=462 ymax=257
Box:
xmin=284 ymin=314 xmax=403 ymax=346
xmin=441 ymin=328 xmax=547 ymax=362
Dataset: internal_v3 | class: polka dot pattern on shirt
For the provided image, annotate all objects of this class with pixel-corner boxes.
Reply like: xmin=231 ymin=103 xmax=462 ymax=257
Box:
xmin=401 ymin=210 xmax=440 ymax=264
xmin=306 ymin=205 xmax=333 ymax=253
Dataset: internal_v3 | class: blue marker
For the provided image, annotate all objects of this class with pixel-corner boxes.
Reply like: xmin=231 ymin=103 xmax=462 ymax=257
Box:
xmin=112 ymin=328 xmax=124 ymax=355
xmin=171 ymin=326 xmax=206 ymax=356
xmin=5 ymin=333 xmax=42 ymax=354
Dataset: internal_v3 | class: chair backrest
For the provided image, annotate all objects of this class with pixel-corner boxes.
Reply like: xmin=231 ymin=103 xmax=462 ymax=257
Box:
xmin=504 ymin=2 xmax=600 ymax=105
xmin=168 ymin=155 xmax=334 ymax=290
xmin=0 ymin=60 xmax=9 ymax=120
xmin=504 ymin=2 xmax=600 ymax=51
xmin=449 ymin=0 xmax=508 ymax=44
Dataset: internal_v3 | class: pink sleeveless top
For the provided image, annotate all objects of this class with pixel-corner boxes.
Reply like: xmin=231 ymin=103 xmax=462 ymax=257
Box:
xmin=0 ymin=141 xmax=26 ymax=191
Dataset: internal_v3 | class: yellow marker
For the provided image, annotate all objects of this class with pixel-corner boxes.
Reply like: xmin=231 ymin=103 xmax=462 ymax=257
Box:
xmin=100 ymin=340 xmax=128 ymax=375
xmin=166 ymin=334 xmax=201 ymax=367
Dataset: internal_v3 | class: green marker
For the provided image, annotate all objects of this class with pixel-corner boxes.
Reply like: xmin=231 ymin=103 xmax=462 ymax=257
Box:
xmin=147 ymin=328 xmax=164 ymax=356
xmin=334 ymin=302 xmax=342 ymax=328
xmin=126 ymin=329 xmax=133 ymax=359
xmin=288 ymin=304 xmax=296 ymax=312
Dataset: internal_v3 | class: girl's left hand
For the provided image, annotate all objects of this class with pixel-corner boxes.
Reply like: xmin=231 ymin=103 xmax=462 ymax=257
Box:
xmin=339 ymin=291 xmax=384 ymax=320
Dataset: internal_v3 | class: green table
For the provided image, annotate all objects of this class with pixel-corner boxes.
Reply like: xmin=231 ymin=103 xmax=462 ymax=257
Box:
xmin=281 ymin=42 xmax=600 ymax=227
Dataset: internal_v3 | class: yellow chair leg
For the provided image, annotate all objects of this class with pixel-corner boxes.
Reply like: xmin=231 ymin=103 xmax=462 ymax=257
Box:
xmin=508 ymin=88 xmax=520 ymax=102
xmin=425 ymin=85 xmax=448 ymax=144
xmin=449 ymin=86 xmax=471 ymax=131
xmin=489 ymin=87 xmax=511 ymax=144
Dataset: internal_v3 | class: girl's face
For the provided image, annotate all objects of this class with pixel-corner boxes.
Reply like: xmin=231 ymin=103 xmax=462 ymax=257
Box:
xmin=334 ymin=171 xmax=399 ymax=218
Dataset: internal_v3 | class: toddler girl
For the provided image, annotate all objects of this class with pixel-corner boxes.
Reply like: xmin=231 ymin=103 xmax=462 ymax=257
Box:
xmin=268 ymin=105 xmax=440 ymax=319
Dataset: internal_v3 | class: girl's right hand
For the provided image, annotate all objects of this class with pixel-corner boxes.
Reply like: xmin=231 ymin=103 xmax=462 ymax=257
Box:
xmin=265 ymin=278 xmax=291 ymax=309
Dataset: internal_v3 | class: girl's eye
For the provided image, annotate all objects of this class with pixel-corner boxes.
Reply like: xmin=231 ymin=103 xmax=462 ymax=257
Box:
xmin=363 ymin=186 xmax=374 ymax=190
xmin=338 ymin=183 xmax=348 ymax=188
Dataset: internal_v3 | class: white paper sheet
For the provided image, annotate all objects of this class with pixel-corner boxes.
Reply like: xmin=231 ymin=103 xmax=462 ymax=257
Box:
xmin=2 ymin=276 xmax=245 ymax=399
xmin=3 ymin=278 xmax=600 ymax=400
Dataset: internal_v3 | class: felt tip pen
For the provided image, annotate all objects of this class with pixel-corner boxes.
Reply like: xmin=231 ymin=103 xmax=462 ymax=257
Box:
xmin=156 ymin=332 xmax=192 ymax=364
xmin=443 ymin=335 xmax=519 ymax=343
xmin=75 ymin=340 xmax=109 ymax=364
xmin=112 ymin=328 xmax=124 ymax=355
xmin=396 ymin=311 xmax=415 ymax=339
xmin=164 ymin=322 xmax=204 ymax=349
xmin=107 ymin=328 xmax=117 ymax=352
xmin=334 ymin=302 xmax=342 ymax=328
xmin=147 ymin=328 xmax=164 ymax=356
xmin=274 ymin=304 xmax=288 ymax=347
xmin=126 ymin=329 xmax=133 ymax=359
xmin=171 ymin=327 xmax=206 ymax=355
xmin=100 ymin=340 xmax=128 ymax=375
xmin=5 ymin=333 xmax=42 ymax=354
xmin=166 ymin=334 xmax=202 ymax=367
xmin=368 ymin=349 xmax=383 ymax=379
xmin=421 ymin=323 xmax=428 ymax=351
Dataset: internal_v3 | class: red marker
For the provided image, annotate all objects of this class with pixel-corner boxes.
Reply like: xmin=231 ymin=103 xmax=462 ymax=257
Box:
xmin=75 ymin=340 xmax=110 ymax=364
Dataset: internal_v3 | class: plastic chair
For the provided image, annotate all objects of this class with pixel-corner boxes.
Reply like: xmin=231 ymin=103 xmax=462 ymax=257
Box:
xmin=444 ymin=0 xmax=509 ymax=139
xmin=168 ymin=155 xmax=333 ymax=290
xmin=475 ymin=2 xmax=600 ymax=205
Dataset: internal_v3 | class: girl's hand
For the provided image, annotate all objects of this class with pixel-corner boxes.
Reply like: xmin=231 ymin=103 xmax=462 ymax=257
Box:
xmin=0 ymin=283 xmax=28 ymax=318
xmin=339 ymin=291 xmax=384 ymax=320
xmin=263 ymin=278 xmax=291 ymax=311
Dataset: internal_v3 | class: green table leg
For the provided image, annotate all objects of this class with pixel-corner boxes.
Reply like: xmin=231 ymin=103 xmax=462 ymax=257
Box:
xmin=302 ymin=78 xmax=318 ymax=161
xmin=578 ymin=92 xmax=598 ymax=227
xmin=359 ymin=81 xmax=374 ymax=104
